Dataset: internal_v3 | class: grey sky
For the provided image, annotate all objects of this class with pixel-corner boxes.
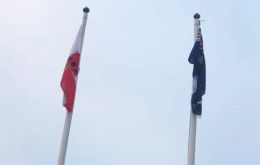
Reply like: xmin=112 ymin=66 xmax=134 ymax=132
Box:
xmin=0 ymin=0 xmax=259 ymax=164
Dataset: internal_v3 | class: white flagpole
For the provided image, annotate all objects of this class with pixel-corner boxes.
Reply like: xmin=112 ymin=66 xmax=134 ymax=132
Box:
xmin=187 ymin=13 xmax=200 ymax=165
xmin=57 ymin=6 xmax=90 ymax=165
xmin=58 ymin=112 xmax=73 ymax=165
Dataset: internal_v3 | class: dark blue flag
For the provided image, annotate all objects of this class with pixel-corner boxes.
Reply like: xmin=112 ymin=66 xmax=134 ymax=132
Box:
xmin=188 ymin=28 xmax=206 ymax=115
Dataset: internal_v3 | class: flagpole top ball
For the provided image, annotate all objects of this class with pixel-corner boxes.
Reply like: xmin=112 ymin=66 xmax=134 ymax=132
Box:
xmin=194 ymin=13 xmax=200 ymax=19
xmin=83 ymin=6 xmax=90 ymax=13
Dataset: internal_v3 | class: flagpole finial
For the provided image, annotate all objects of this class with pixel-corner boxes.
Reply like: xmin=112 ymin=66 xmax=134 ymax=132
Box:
xmin=194 ymin=13 xmax=200 ymax=19
xmin=83 ymin=6 xmax=90 ymax=13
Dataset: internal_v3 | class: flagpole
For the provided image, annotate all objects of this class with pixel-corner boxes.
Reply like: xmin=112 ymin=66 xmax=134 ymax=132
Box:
xmin=57 ymin=6 xmax=89 ymax=165
xmin=187 ymin=13 xmax=200 ymax=165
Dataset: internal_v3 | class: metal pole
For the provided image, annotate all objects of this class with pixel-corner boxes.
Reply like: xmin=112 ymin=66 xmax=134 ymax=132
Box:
xmin=57 ymin=7 xmax=89 ymax=165
xmin=58 ymin=112 xmax=73 ymax=165
xmin=187 ymin=13 xmax=200 ymax=165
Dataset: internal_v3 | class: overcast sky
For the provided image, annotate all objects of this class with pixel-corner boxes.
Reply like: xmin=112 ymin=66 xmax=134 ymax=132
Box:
xmin=0 ymin=0 xmax=259 ymax=165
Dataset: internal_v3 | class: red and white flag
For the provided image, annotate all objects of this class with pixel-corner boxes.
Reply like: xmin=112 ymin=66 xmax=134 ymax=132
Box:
xmin=60 ymin=22 xmax=86 ymax=112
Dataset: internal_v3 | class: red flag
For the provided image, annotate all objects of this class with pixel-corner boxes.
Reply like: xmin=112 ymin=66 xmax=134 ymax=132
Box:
xmin=60 ymin=24 xmax=85 ymax=112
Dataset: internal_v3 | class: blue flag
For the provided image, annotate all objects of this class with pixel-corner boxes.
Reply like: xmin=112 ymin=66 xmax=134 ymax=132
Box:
xmin=188 ymin=28 xmax=206 ymax=115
